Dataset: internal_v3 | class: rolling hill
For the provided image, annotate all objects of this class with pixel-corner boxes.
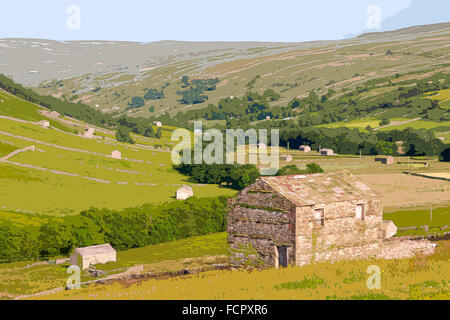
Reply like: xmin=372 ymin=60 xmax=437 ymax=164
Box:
xmin=21 ymin=22 xmax=449 ymax=123
xmin=0 ymin=88 xmax=235 ymax=216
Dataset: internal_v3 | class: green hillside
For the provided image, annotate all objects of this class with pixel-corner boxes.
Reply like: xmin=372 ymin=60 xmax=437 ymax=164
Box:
xmin=34 ymin=23 xmax=450 ymax=125
xmin=0 ymin=90 xmax=235 ymax=216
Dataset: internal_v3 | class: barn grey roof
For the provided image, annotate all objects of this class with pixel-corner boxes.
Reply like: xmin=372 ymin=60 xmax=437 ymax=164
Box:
xmin=74 ymin=244 xmax=115 ymax=256
xmin=260 ymin=170 xmax=378 ymax=206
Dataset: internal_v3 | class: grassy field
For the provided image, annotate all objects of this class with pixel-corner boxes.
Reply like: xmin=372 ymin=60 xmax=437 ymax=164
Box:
xmin=0 ymin=102 xmax=235 ymax=215
xmin=0 ymin=90 xmax=78 ymax=134
xmin=2 ymin=209 xmax=449 ymax=300
xmin=29 ymin=240 xmax=450 ymax=300
xmin=425 ymin=88 xmax=450 ymax=109
xmin=385 ymin=206 xmax=450 ymax=237
xmin=358 ymin=173 xmax=450 ymax=210
xmin=413 ymin=172 xmax=450 ymax=180
xmin=317 ymin=116 xmax=450 ymax=133
xmin=0 ymin=233 xmax=228 ymax=299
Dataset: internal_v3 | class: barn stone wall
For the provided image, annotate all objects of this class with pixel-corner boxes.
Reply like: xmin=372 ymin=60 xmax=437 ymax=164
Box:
xmin=227 ymin=178 xmax=435 ymax=269
xmin=227 ymin=180 xmax=296 ymax=268
xmin=295 ymin=198 xmax=384 ymax=266
xmin=71 ymin=252 xmax=117 ymax=270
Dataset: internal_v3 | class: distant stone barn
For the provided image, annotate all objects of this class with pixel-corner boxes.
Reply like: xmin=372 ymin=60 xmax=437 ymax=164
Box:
xmin=227 ymin=171 xmax=434 ymax=268
xmin=176 ymin=185 xmax=194 ymax=200
xmin=70 ymin=244 xmax=116 ymax=270
xmin=375 ymin=156 xmax=395 ymax=165
xmin=299 ymin=145 xmax=311 ymax=153
xmin=111 ymin=150 xmax=122 ymax=160
xmin=320 ymin=148 xmax=334 ymax=156
xmin=83 ymin=127 xmax=96 ymax=138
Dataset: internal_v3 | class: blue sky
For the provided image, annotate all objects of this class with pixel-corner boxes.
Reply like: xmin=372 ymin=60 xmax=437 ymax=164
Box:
xmin=0 ymin=0 xmax=444 ymax=42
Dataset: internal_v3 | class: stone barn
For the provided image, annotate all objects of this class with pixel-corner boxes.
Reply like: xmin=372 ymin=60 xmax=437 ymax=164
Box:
xmin=299 ymin=145 xmax=311 ymax=153
xmin=176 ymin=185 xmax=194 ymax=200
xmin=83 ymin=127 xmax=95 ymax=138
xmin=281 ymin=155 xmax=293 ymax=162
xmin=227 ymin=170 xmax=434 ymax=268
xmin=38 ymin=120 xmax=50 ymax=128
xmin=111 ymin=150 xmax=122 ymax=160
xmin=320 ymin=148 xmax=334 ymax=156
xmin=258 ymin=143 xmax=267 ymax=149
xmin=70 ymin=244 xmax=116 ymax=270
xmin=375 ymin=156 xmax=395 ymax=165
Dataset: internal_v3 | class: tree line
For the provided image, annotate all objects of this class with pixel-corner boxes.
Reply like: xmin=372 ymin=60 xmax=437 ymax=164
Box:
xmin=0 ymin=196 xmax=229 ymax=263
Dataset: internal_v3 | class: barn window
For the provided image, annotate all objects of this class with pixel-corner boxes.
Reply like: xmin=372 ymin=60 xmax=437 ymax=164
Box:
xmin=356 ymin=204 xmax=365 ymax=220
xmin=314 ymin=209 xmax=325 ymax=227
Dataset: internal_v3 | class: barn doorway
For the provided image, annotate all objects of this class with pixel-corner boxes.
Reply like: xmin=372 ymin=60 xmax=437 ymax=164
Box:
xmin=277 ymin=246 xmax=288 ymax=268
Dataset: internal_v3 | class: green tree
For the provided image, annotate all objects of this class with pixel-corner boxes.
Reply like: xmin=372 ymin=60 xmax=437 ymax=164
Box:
xmin=116 ymin=126 xmax=135 ymax=144
xmin=277 ymin=165 xmax=306 ymax=176
xmin=306 ymin=163 xmax=324 ymax=173
xmin=156 ymin=128 xmax=162 ymax=139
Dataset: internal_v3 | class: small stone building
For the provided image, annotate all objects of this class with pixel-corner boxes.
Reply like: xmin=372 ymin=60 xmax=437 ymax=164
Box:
xmin=227 ymin=171 xmax=434 ymax=268
xmin=38 ymin=120 xmax=50 ymax=128
xmin=153 ymin=121 xmax=163 ymax=127
xmin=375 ymin=156 xmax=395 ymax=165
xmin=111 ymin=150 xmax=122 ymax=160
xmin=281 ymin=155 xmax=293 ymax=162
xmin=176 ymin=185 xmax=194 ymax=200
xmin=258 ymin=143 xmax=267 ymax=149
xmin=320 ymin=148 xmax=334 ymax=156
xmin=83 ymin=127 xmax=95 ymax=138
xmin=299 ymin=145 xmax=311 ymax=153
xmin=70 ymin=244 xmax=116 ymax=270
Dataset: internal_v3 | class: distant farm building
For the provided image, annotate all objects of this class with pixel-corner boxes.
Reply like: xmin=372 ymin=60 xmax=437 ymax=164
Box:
xmin=153 ymin=121 xmax=163 ymax=127
xmin=281 ymin=155 xmax=293 ymax=162
xmin=176 ymin=185 xmax=194 ymax=200
xmin=375 ymin=156 xmax=395 ymax=165
xmin=266 ymin=116 xmax=271 ymax=120
xmin=299 ymin=145 xmax=311 ymax=153
xmin=70 ymin=244 xmax=116 ymax=270
xmin=320 ymin=148 xmax=334 ymax=156
xmin=111 ymin=150 xmax=122 ymax=160
xmin=38 ymin=120 xmax=50 ymax=128
xmin=83 ymin=127 xmax=95 ymax=138
xmin=258 ymin=143 xmax=267 ymax=149
xmin=227 ymin=170 xmax=435 ymax=268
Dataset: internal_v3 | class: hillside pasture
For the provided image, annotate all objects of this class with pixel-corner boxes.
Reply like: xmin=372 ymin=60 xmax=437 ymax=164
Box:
xmin=28 ymin=241 xmax=450 ymax=300
xmin=0 ymin=233 xmax=228 ymax=299
xmin=0 ymin=117 xmax=235 ymax=216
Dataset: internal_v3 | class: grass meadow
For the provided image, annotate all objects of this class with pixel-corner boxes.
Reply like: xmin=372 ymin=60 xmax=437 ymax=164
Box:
xmin=29 ymin=240 xmax=450 ymax=300
xmin=0 ymin=115 xmax=235 ymax=216
xmin=0 ymin=233 xmax=228 ymax=298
